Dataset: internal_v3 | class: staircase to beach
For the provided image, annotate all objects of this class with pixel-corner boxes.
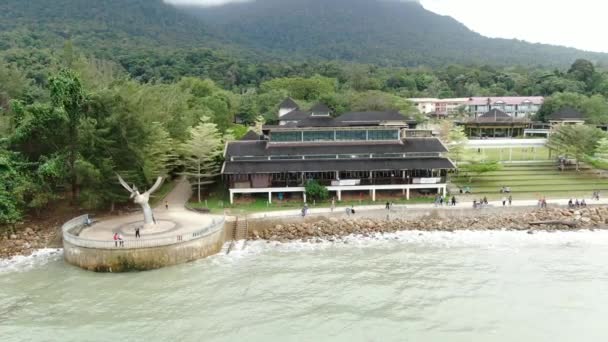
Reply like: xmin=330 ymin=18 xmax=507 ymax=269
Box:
xmin=225 ymin=217 xmax=249 ymax=254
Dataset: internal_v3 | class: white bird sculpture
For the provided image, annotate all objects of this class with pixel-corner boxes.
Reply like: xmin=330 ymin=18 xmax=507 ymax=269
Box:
xmin=117 ymin=174 xmax=164 ymax=227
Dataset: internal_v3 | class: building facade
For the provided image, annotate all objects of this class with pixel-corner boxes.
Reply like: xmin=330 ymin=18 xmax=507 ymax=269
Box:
xmin=409 ymin=97 xmax=544 ymax=119
xmin=222 ymin=100 xmax=455 ymax=204
xmin=409 ymin=98 xmax=469 ymax=117
xmin=467 ymin=97 xmax=544 ymax=118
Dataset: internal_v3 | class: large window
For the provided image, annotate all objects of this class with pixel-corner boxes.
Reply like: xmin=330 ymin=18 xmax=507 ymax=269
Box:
xmin=368 ymin=129 xmax=399 ymax=141
xmin=303 ymin=130 xmax=334 ymax=142
xmin=271 ymin=131 xmax=302 ymax=142
xmin=335 ymin=130 xmax=367 ymax=141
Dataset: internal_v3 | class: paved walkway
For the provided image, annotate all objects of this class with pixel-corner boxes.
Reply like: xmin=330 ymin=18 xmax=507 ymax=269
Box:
xmin=79 ymin=178 xmax=222 ymax=241
xmin=246 ymin=198 xmax=608 ymax=219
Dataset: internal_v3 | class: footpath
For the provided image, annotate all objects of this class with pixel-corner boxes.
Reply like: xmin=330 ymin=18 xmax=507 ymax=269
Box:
xmin=246 ymin=198 xmax=608 ymax=219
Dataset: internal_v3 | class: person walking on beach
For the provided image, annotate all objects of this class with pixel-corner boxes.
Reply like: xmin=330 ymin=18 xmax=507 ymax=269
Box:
xmin=483 ymin=197 xmax=488 ymax=205
xmin=113 ymin=232 xmax=118 ymax=247
xmin=345 ymin=206 xmax=351 ymax=216
xmin=451 ymin=196 xmax=456 ymax=206
xmin=135 ymin=227 xmax=140 ymax=239
xmin=351 ymin=205 xmax=356 ymax=215
xmin=165 ymin=200 xmax=169 ymax=210
xmin=118 ymin=233 xmax=124 ymax=247
xmin=502 ymin=196 xmax=507 ymax=207
xmin=385 ymin=201 xmax=390 ymax=210
xmin=508 ymin=195 xmax=512 ymax=206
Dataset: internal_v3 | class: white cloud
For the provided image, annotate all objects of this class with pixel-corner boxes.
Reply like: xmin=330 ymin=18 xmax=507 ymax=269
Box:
xmin=164 ymin=0 xmax=252 ymax=6
xmin=420 ymin=0 xmax=608 ymax=53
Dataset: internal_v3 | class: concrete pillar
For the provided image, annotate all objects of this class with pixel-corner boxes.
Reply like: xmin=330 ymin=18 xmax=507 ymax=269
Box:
xmin=303 ymin=192 xmax=307 ymax=203
xmin=335 ymin=171 xmax=339 ymax=180
xmin=268 ymin=192 xmax=272 ymax=204
xmin=337 ymin=190 xmax=342 ymax=201
xmin=230 ymin=191 xmax=234 ymax=204
xmin=372 ymin=189 xmax=376 ymax=202
xmin=406 ymin=188 xmax=410 ymax=200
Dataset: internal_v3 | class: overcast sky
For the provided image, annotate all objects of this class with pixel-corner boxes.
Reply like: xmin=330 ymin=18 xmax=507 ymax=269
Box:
xmin=164 ymin=0 xmax=607 ymax=53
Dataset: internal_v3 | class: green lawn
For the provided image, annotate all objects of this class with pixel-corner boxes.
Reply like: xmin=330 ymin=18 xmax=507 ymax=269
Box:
xmin=451 ymin=162 xmax=608 ymax=200
xmin=189 ymin=185 xmax=436 ymax=214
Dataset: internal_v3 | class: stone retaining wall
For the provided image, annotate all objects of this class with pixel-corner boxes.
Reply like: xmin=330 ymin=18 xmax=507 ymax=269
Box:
xmin=63 ymin=223 xmax=228 ymax=272
xmin=248 ymin=206 xmax=608 ymax=242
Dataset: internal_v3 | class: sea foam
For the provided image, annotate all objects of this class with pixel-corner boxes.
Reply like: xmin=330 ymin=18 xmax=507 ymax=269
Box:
xmin=214 ymin=229 xmax=608 ymax=261
xmin=0 ymin=248 xmax=63 ymax=274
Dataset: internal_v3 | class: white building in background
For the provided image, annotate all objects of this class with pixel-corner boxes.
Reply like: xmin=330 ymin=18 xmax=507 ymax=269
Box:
xmin=408 ymin=98 xmax=469 ymax=117
xmin=409 ymin=96 xmax=545 ymax=119
xmin=467 ymin=97 xmax=544 ymax=119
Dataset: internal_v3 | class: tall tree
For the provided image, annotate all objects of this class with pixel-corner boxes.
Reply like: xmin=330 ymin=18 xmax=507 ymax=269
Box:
xmin=547 ymin=125 xmax=605 ymax=170
xmin=48 ymin=69 xmax=88 ymax=202
xmin=179 ymin=118 xmax=224 ymax=203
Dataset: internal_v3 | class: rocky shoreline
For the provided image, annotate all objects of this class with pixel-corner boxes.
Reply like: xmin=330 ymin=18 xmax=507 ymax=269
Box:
xmin=1 ymin=225 xmax=60 ymax=259
xmin=3 ymin=206 xmax=608 ymax=259
xmin=251 ymin=207 xmax=608 ymax=242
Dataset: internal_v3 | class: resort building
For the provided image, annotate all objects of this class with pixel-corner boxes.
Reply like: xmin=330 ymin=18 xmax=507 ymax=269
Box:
xmin=409 ymin=98 xmax=469 ymax=117
xmin=222 ymin=100 xmax=456 ymax=204
xmin=548 ymin=107 xmax=586 ymax=127
xmin=468 ymin=97 xmax=544 ymax=118
xmin=462 ymin=108 xmax=531 ymax=138
xmin=524 ymin=107 xmax=586 ymax=137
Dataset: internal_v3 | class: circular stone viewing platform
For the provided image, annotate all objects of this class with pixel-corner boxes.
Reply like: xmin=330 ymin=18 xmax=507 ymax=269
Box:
xmin=62 ymin=179 xmax=227 ymax=272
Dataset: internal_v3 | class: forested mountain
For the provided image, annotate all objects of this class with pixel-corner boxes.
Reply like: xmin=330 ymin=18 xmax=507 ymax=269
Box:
xmin=186 ymin=0 xmax=608 ymax=68
xmin=0 ymin=0 xmax=212 ymax=49
xmin=0 ymin=0 xmax=251 ymax=82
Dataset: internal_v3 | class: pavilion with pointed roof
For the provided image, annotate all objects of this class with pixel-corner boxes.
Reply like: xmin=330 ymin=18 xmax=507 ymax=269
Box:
xmin=462 ymin=108 xmax=531 ymax=138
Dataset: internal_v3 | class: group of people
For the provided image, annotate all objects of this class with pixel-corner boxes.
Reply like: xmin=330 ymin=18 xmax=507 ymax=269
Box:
xmin=538 ymin=197 xmax=548 ymax=208
xmin=434 ymin=195 xmax=457 ymax=207
xmin=568 ymin=199 xmax=587 ymax=208
xmin=112 ymin=232 xmax=124 ymax=247
xmin=501 ymin=195 xmax=513 ymax=206
xmin=473 ymin=197 xmax=488 ymax=209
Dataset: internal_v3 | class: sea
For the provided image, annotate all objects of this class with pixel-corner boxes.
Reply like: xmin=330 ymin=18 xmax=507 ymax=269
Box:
xmin=2 ymin=230 xmax=608 ymax=342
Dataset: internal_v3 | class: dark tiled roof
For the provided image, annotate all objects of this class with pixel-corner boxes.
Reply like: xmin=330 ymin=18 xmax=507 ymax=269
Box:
xmin=279 ymin=97 xmax=299 ymax=109
xmin=336 ymin=111 xmax=407 ymax=123
xmin=295 ymin=117 xmax=336 ymax=127
xmin=239 ymin=130 xmax=260 ymax=141
xmin=223 ymin=158 xmax=455 ymax=174
xmin=468 ymin=109 xmax=530 ymax=123
xmin=310 ymin=103 xmax=331 ymax=115
xmin=225 ymin=138 xmax=447 ymax=157
xmin=279 ymin=110 xmax=310 ymax=121
xmin=549 ymin=107 xmax=585 ymax=121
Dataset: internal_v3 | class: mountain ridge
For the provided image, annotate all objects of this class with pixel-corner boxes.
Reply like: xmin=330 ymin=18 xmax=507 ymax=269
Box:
xmin=182 ymin=0 xmax=608 ymax=67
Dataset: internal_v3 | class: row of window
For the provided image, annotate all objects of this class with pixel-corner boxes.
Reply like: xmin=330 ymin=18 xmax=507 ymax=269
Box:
xmin=231 ymin=152 xmax=441 ymax=161
xmin=270 ymin=129 xmax=400 ymax=142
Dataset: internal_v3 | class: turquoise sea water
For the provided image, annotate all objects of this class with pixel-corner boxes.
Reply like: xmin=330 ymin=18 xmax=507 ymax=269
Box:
xmin=2 ymin=230 xmax=608 ymax=342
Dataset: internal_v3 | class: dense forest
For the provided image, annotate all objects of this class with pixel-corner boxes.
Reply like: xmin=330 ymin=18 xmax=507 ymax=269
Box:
xmin=186 ymin=0 xmax=608 ymax=68
xmin=3 ymin=0 xmax=608 ymax=226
